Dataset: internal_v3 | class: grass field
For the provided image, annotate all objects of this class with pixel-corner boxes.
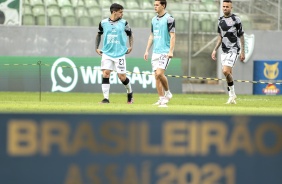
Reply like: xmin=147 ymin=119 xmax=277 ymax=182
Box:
xmin=0 ymin=92 xmax=281 ymax=115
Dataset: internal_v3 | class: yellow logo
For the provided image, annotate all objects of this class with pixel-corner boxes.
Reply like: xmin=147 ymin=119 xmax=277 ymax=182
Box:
xmin=264 ymin=62 xmax=279 ymax=79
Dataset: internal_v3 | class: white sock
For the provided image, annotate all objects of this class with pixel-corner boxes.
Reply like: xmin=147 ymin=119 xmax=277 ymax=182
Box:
xmin=124 ymin=83 xmax=132 ymax=93
xmin=164 ymin=90 xmax=171 ymax=96
xmin=229 ymin=85 xmax=235 ymax=96
xmin=122 ymin=78 xmax=132 ymax=93
xmin=102 ymin=84 xmax=110 ymax=99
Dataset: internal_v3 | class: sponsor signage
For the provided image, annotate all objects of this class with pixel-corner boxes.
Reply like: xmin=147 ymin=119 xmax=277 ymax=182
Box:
xmin=0 ymin=56 xmax=182 ymax=93
xmin=253 ymin=60 xmax=282 ymax=95
xmin=243 ymin=34 xmax=255 ymax=63
xmin=0 ymin=0 xmax=20 ymax=25
xmin=0 ymin=114 xmax=282 ymax=184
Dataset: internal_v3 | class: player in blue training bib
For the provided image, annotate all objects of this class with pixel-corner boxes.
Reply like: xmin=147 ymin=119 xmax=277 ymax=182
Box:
xmin=96 ymin=3 xmax=134 ymax=104
xmin=144 ymin=0 xmax=176 ymax=107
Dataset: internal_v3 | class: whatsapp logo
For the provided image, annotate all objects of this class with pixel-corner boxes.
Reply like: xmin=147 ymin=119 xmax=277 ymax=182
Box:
xmin=51 ymin=57 xmax=78 ymax=92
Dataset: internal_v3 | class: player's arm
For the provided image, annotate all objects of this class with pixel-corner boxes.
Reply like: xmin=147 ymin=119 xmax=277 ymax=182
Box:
xmin=211 ymin=34 xmax=222 ymax=61
xmin=125 ymin=21 xmax=133 ymax=54
xmin=168 ymin=32 xmax=175 ymax=58
xmin=96 ymin=22 xmax=103 ymax=56
xmin=127 ymin=34 xmax=133 ymax=54
xmin=167 ymin=16 xmax=175 ymax=58
xmin=239 ymin=35 xmax=245 ymax=62
xmin=237 ymin=19 xmax=245 ymax=62
xmin=144 ymin=30 xmax=154 ymax=61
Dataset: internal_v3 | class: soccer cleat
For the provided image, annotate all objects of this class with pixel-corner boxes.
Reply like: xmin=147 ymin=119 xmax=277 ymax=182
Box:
xmin=152 ymin=99 xmax=162 ymax=105
xmin=162 ymin=92 xmax=173 ymax=104
xmin=99 ymin=98 xmax=110 ymax=104
xmin=165 ymin=92 xmax=173 ymax=100
xmin=127 ymin=92 xmax=133 ymax=104
xmin=226 ymin=95 xmax=237 ymax=104
xmin=158 ymin=103 xmax=168 ymax=108
xmin=158 ymin=98 xmax=169 ymax=107
xmin=161 ymin=98 xmax=169 ymax=104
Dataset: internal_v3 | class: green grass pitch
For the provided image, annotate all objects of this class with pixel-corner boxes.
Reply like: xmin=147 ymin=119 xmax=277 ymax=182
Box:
xmin=0 ymin=92 xmax=281 ymax=115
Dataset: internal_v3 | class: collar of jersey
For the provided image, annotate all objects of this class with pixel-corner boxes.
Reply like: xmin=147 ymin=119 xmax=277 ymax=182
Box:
xmin=222 ymin=13 xmax=234 ymax=18
xmin=108 ymin=18 xmax=121 ymax=23
xmin=157 ymin=12 xmax=167 ymax=18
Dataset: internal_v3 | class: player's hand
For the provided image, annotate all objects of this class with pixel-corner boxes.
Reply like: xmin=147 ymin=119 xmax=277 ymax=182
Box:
xmin=144 ymin=51 xmax=149 ymax=61
xmin=126 ymin=47 xmax=132 ymax=54
xmin=240 ymin=52 xmax=245 ymax=62
xmin=96 ymin=49 xmax=103 ymax=56
xmin=211 ymin=50 xmax=217 ymax=61
xmin=167 ymin=52 xmax=173 ymax=58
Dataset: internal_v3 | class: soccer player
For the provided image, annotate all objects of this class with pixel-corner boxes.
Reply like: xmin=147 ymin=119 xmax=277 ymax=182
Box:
xmin=143 ymin=0 xmax=175 ymax=107
xmin=95 ymin=3 xmax=134 ymax=104
xmin=211 ymin=0 xmax=245 ymax=104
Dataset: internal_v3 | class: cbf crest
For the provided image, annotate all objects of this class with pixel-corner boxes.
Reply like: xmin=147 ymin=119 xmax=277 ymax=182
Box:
xmin=264 ymin=62 xmax=279 ymax=79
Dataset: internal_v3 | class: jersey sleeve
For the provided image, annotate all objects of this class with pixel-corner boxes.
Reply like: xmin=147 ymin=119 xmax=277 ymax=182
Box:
xmin=217 ymin=18 xmax=221 ymax=35
xmin=167 ymin=16 xmax=175 ymax=33
xmin=125 ymin=21 xmax=132 ymax=36
xmin=98 ymin=22 xmax=103 ymax=35
xmin=235 ymin=16 xmax=244 ymax=37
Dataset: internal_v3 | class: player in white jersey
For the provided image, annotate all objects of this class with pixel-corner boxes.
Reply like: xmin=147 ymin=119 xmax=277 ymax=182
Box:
xmin=211 ymin=0 xmax=245 ymax=104
xmin=96 ymin=3 xmax=134 ymax=104
xmin=144 ymin=0 xmax=175 ymax=108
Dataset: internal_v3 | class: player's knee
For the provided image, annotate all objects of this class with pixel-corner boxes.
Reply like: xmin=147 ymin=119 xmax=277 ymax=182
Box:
xmin=155 ymin=69 xmax=165 ymax=79
xmin=103 ymin=70 xmax=111 ymax=78
xmin=223 ymin=70 xmax=230 ymax=76
xmin=155 ymin=72 xmax=162 ymax=80
xmin=118 ymin=74 xmax=126 ymax=82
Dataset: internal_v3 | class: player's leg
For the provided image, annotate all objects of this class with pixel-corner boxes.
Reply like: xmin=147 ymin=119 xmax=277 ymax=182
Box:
xmin=117 ymin=73 xmax=133 ymax=103
xmin=101 ymin=70 xmax=111 ymax=103
xmin=157 ymin=54 xmax=173 ymax=106
xmin=158 ymin=71 xmax=172 ymax=100
xmin=151 ymin=54 xmax=165 ymax=105
xmin=155 ymin=69 xmax=173 ymax=107
xmin=152 ymin=69 xmax=165 ymax=105
xmin=100 ymin=54 xmax=114 ymax=103
xmin=223 ymin=66 xmax=236 ymax=104
xmin=221 ymin=52 xmax=238 ymax=104
xmin=115 ymin=56 xmax=133 ymax=104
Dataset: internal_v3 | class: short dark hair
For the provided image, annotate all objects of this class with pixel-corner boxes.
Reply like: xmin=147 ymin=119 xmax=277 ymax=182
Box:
xmin=110 ymin=3 xmax=123 ymax=13
xmin=155 ymin=0 xmax=167 ymax=9
xmin=223 ymin=0 xmax=232 ymax=3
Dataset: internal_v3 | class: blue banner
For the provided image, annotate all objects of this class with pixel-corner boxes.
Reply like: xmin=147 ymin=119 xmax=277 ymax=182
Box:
xmin=253 ymin=60 xmax=282 ymax=95
xmin=0 ymin=114 xmax=282 ymax=184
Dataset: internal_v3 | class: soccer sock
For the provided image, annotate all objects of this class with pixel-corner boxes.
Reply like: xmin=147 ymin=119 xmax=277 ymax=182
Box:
xmin=122 ymin=77 xmax=132 ymax=93
xmin=164 ymin=90 xmax=171 ymax=96
xmin=102 ymin=78 xmax=110 ymax=99
xmin=228 ymin=81 xmax=235 ymax=96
